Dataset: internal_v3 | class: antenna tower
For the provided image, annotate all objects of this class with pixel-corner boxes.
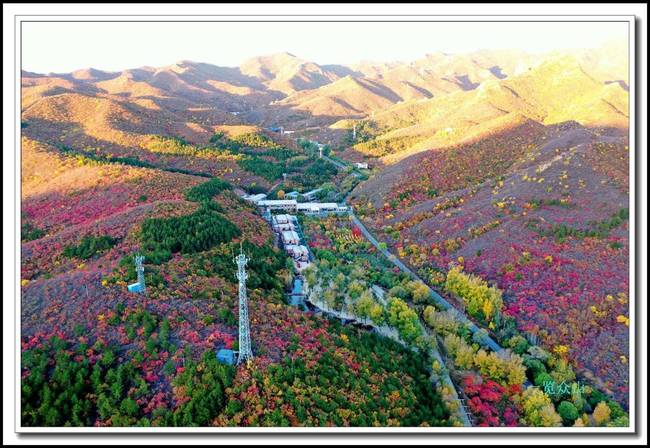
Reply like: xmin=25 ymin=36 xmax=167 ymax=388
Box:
xmin=235 ymin=244 xmax=253 ymax=364
xmin=135 ymin=254 xmax=146 ymax=293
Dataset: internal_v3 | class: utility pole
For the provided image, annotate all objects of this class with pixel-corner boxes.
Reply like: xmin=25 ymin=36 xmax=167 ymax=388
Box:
xmin=235 ymin=245 xmax=253 ymax=365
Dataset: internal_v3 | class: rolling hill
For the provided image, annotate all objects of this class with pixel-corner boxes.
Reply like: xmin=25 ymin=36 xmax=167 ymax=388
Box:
xmin=338 ymin=53 xmax=628 ymax=164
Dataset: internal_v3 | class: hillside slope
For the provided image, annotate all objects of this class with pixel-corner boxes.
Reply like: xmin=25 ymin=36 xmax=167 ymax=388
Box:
xmin=350 ymin=123 xmax=630 ymax=405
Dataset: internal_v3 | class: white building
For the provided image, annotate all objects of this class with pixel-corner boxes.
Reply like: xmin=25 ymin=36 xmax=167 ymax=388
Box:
xmin=355 ymin=162 xmax=369 ymax=169
xmin=296 ymin=203 xmax=320 ymax=215
xmin=301 ymin=188 xmax=323 ymax=201
xmin=281 ymin=230 xmax=301 ymax=245
xmin=272 ymin=214 xmax=293 ymax=224
xmin=296 ymin=202 xmax=348 ymax=215
xmin=296 ymin=202 xmax=336 ymax=214
xmin=257 ymin=199 xmax=298 ymax=212
xmin=285 ymin=244 xmax=309 ymax=261
xmin=243 ymin=193 xmax=267 ymax=204
xmin=273 ymin=220 xmax=296 ymax=232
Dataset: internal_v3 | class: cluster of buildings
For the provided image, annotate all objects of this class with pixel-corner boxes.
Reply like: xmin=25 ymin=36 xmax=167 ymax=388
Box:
xmin=241 ymin=192 xmax=348 ymax=216
xmin=271 ymin=214 xmax=311 ymax=272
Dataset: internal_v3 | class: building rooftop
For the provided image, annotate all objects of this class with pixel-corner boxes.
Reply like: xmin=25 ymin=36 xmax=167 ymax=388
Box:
xmin=257 ymin=199 xmax=297 ymax=207
xmin=303 ymin=188 xmax=323 ymax=197
xmin=243 ymin=193 xmax=267 ymax=203
xmin=274 ymin=214 xmax=296 ymax=222
xmin=281 ymin=230 xmax=300 ymax=241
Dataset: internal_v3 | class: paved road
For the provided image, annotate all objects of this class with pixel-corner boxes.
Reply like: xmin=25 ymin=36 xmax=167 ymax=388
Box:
xmin=322 ymin=154 xmax=364 ymax=179
xmin=348 ymin=212 xmax=504 ymax=353
xmin=301 ymin=139 xmax=363 ymax=179
xmin=321 ymin=154 xmax=347 ymax=170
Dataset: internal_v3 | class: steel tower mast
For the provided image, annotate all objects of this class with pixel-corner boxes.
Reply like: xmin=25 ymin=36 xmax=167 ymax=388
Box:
xmin=235 ymin=245 xmax=253 ymax=364
xmin=135 ymin=254 xmax=145 ymax=293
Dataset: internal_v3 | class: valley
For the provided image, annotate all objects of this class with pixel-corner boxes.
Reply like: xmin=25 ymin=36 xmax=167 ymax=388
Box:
xmin=20 ymin=42 xmax=630 ymax=428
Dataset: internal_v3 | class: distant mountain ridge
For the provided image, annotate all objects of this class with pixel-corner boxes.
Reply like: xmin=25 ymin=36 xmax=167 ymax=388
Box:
xmin=21 ymin=42 xmax=628 ymax=153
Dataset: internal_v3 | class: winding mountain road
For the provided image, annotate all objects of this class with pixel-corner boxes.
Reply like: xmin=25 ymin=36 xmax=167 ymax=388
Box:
xmin=348 ymin=212 xmax=504 ymax=353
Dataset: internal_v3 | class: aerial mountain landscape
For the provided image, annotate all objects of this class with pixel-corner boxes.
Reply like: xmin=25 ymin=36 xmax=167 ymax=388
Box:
xmin=20 ymin=40 xmax=631 ymax=428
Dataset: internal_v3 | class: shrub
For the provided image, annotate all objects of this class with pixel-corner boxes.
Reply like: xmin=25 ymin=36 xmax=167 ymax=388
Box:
xmin=508 ymin=335 xmax=530 ymax=355
xmin=21 ymin=222 xmax=46 ymax=242
xmin=443 ymin=334 xmax=475 ymax=370
xmin=524 ymin=357 xmax=547 ymax=379
xmin=534 ymin=372 xmax=554 ymax=388
xmin=592 ymin=401 xmax=611 ymax=426
xmin=557 ymin=401 xmax=579 ymax=425
xmin=521 ymin=387 xmax=562 ymax=427
xmin=408 ymin=280 xmax=431 ymax=304
xmin=238 ymin=157 xmax=287 ymax=181
xmin=232 ymin=132 xmax=283 ymax=150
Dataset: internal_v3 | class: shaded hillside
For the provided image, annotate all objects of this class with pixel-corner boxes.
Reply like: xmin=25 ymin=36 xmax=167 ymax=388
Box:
xmin=351 ymin=117 xmax=549 ymax=207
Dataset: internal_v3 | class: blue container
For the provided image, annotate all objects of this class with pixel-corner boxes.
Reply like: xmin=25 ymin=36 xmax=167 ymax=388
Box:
xmin=216 ymin=349 xmax=235 ymax=365
xmin=128 ymin=282 xmax=144 ymax=293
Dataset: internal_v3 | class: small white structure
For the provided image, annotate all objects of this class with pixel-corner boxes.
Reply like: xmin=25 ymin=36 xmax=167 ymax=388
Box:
xmin=127 ymin=254 xmax=146 ymax=294
xmin=285 ymin=244 xmax=309 ymax=261
xmin=272 ymin=214 xmax=296 ymax=231
xmin=273 ymin=220 xmax=296 ymax=232
xmin=285 ymin=191 xmax=300 ymax=200
xmin=297 ymin=202 xmax=336 ymax=214
xmin=296 ymin=202 xmax=348 ymax=215
xmin=302 ymin=188 xmax=323 ymax=201
xmin=296 ymin=204 xmax=320 ymax=215
xmin=355 ymin=162 xmax=369 ymax=169
xmin=281 ymin=230 xmax=301 ymax=245
xmin=272 ymin=214 xmax=293 ymax=225
xmin=243 ymin=193 xmax=267 ymax=204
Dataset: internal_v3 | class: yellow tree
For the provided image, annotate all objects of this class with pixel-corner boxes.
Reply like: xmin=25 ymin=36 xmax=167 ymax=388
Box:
xmin=521 ymin=388 xmax=562 ymax=427
xmin=593 ymin=401 xmax=611 ymax=426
